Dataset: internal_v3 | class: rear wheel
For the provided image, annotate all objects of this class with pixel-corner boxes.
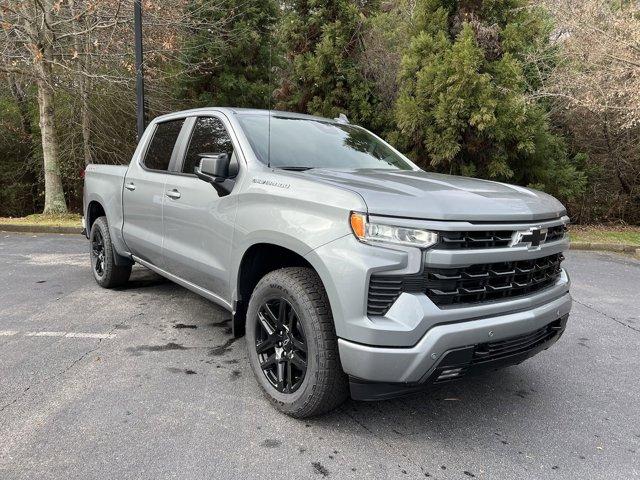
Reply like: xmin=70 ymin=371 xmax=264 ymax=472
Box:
xmin=90 ymin=216 xmax=131 ymax=288
xmin=246 ymin=267 xmax=348 ymax=418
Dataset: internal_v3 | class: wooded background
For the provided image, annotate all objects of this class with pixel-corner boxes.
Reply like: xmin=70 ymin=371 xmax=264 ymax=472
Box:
xmin=1 ymin=0 xmax=638 ymax=223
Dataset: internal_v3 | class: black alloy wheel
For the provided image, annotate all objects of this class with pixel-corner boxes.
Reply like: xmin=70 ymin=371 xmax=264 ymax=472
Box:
xmin=91 ymin=229 xmax=106 ymax=277
xmin=245 ymin=267 xmax=348 ymax=417
xmin=255 ymin=298 xmax=308 ymax=393
xmin=89 ymin=216 xmax=132 ymax=288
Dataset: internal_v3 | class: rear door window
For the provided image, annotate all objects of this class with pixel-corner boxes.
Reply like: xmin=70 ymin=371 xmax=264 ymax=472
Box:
xmin=182 ymin=117 xmax=234 ymax=175
xmin=143 ymin=119 xmax=184 ymax=171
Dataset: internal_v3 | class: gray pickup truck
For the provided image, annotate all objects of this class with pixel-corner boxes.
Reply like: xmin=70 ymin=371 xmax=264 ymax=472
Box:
xmin=83 ymin=107 xmax=571 ymax=417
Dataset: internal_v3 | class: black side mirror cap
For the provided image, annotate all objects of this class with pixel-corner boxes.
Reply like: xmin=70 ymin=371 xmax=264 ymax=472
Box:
xmin=195 ymin=153 xmax=234 ymax=196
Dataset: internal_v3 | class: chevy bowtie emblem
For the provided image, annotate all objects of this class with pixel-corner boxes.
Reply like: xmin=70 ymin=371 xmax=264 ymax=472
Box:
xmin=510 ymin=227 xmax=548 ymax=249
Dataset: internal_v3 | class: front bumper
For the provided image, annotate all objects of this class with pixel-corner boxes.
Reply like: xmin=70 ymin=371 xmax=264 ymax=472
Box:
xmin=349 ymin=314 xmax=568 ymax=401
xmin=338 ymin=291 xmax=571 ymax=390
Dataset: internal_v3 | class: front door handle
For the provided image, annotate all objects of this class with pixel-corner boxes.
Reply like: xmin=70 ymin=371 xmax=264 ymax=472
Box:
xmin=166 ymin=189 xmax=181 ymax=199
xmin=125 ymin=182 xmax=136 ymax=191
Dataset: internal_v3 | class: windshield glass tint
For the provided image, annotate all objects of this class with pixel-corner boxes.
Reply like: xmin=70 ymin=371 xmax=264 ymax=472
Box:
xmin=237 ymin=115 xmax=412 ymax=170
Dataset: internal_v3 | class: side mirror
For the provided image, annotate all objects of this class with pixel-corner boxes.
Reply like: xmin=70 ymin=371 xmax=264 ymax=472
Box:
xmin=194 ymin=152 xmax=234 ymax=197
xmin=196 ymin=153 xmax=229 ymax=179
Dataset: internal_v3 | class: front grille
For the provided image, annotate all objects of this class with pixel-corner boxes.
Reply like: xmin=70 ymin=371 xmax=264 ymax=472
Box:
xmin=367 ymin=253 xmax=564 ymax=315
xmin=424 ymin=253 xmax=564 ymax=307
xmin=545 ymin=224 xmax=568 ymax=243
xmin=471 ymin=318 xmax=563 ymax=364
xmin=437 ymin=224 xmax=567 ymax=250
xmin=438 ymin=230 xmax=513 ymax=249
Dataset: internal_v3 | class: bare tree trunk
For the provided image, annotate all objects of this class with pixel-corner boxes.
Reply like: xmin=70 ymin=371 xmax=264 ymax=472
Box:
xmin=36 ymin=62 xmax=68 ymax=214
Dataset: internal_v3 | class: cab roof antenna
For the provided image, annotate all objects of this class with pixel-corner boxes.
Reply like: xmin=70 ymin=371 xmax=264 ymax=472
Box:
xmin=334 ymin=113 xmax=349 ymax=124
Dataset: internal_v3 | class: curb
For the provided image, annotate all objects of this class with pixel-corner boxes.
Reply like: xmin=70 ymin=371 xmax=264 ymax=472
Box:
xmin=0 ymin=224 xmax=82 ymax=235
xmin=570 ymin=241 xmax=640 ymax=258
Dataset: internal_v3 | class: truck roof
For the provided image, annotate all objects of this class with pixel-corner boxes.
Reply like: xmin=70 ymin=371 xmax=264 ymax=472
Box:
xmin=152 ymin=107 xmax=337 ymax=125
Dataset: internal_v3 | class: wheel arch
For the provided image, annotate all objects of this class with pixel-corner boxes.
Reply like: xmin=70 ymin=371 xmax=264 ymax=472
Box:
xmin=84 ymin=196 xmax=133 ymax=267
xmin=232 ymin=241 xmax=334 ymax=338
xmin=86 ymin=200 xmax=106 ymax=234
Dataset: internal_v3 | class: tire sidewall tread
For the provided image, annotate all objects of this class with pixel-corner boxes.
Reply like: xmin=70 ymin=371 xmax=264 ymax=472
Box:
xmin=89 ymin=216 xmax=131 ymax=288
xmin=246 ymin=267 xmax=348 ymax=418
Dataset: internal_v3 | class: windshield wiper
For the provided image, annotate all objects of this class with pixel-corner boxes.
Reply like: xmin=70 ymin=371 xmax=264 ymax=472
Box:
xmin=275 ymin=166 xmax=315 ymax=171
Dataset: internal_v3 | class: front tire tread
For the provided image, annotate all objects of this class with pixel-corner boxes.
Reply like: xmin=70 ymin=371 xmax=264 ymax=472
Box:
xmin=248 ymin=267 xmax=348 ymax=418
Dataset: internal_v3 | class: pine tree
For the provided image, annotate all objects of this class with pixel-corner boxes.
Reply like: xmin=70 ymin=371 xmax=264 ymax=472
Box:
xmin=393 ymin=0 xmax=585 ymax=199
xmin=178 ymin=0 xmax=279 ymax=108
xmin=276 ymin=0 xmax=382 ymax=129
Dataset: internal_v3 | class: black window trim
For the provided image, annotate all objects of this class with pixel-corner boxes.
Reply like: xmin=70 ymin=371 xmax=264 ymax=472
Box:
xmin=139 ymin=117 xmax=189 ymax=174
xmin=172 ymin=114 xmax=241 ymax=178
xmin=167 ymin=117 xmax=197 ymax=177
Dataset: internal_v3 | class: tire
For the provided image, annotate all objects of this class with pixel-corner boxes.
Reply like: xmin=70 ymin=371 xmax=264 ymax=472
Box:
xmin=89 ymin=216 xmax=132 ymax=288
xmin=246 ymin=267 xmax=348 ymax=418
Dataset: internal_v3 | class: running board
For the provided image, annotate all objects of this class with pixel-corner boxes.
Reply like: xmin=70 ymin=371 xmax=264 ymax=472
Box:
xmin=131 ymin=255 xmax=233 ymax=312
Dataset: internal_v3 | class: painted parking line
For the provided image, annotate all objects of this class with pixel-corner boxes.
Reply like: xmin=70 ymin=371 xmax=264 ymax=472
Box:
xmin=25 ymin=331 xmax=66 ymax=337
xmin=63 ymin=332 xmax=116 ymax=339
xmin=10 ymin=331 xmax=117 ymax=339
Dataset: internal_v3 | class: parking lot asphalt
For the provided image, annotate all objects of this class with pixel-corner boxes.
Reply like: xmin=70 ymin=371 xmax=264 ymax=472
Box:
xmin=0 ymin=232 xmax=638 ymax=480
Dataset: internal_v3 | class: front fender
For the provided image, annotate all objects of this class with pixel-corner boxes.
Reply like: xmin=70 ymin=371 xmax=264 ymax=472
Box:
xmin=229 ymin=231 xmax=324 ymax=303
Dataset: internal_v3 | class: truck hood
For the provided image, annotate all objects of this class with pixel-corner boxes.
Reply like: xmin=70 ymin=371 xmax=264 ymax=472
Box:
xmin=306 ymin=169 xmax=567 ymax=222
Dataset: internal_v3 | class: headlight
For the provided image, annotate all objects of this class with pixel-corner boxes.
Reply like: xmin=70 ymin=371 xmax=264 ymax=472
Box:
xmin=349 ymin=212 xmax=438 ymax=248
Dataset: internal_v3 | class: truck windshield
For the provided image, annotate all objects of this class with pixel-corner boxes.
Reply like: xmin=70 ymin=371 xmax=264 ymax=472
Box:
xmin=237 ymin=115 xmax=413 ymax=171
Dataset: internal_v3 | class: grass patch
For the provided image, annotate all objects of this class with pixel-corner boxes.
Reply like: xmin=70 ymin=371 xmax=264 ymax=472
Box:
xmin=0 ymin=213 xmax=82 ymax=228
xmin=569 ymin=226 xmax=640 ymax=246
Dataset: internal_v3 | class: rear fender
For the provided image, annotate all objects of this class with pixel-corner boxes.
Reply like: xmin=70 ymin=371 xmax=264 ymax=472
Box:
xmin=83 ymin=190 xmax=132 ymax=266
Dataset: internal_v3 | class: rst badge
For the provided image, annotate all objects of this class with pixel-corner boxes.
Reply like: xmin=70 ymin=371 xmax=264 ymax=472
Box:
xmin=510 ymin=227 xmax=548 ymax=249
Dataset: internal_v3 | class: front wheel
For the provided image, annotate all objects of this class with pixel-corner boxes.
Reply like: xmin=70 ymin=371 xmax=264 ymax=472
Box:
xmin=246 ymin=267 xmax=348 ymax=418
xmin=89 ymin=216 xmax=131 ymax=288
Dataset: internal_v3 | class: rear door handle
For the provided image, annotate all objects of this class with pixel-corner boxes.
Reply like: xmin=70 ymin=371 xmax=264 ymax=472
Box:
xmin=125 ymin=182 xmax=136 ymax=191
xmin=166 ymin=189 xmax=181 ymax=199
